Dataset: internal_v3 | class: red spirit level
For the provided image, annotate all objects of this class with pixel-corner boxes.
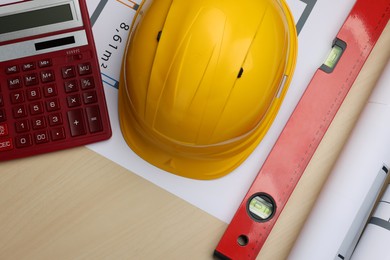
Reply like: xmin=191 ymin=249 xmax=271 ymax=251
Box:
xmin=215 ymin=0 xmax=390 ymax=259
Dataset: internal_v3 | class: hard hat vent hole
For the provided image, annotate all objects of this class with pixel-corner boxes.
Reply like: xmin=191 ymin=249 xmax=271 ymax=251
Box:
xmin=237 ymin=68 xmax=244 ymax=78
xmin=157 ymin=31 xmax=162 ymax=42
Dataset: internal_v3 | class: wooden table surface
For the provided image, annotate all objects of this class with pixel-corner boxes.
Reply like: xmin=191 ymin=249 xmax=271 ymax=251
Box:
xmin=1 ymin=23 xmax=389 ymax=260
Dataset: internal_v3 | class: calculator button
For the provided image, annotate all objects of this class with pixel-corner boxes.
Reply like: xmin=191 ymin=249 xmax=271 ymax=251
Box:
xmin=64 ymin=80 xmax=79 ymax=93
xmin=8 ymin=76 xmax=22 ymax=90
xmin=0 ymin=138 xmax=13 ymax=152
xmin=48 ymin=113 xmax=62 ymax=126
xmin=83 ymin=91 xmax=97 ymax=104
xmin=67 ymin=94 xmax=81 ymax=108
xmin=38 ymin=59 xmax=52 ymax=68
xmin=15 ymin=119 xmax=30 ymax=133
xmin=22 ymin=62 xmax=36 ymax=71
xmin=80 ymin=77 xmax=95 ymax=90
xmin=85 ymin=106 xmax=103 ymax=133
xmin=62 ymin=66 xmax=76 ymax=79
xmin=26 ymin=87 xmax=41 ymax=101
xmin=40 ymin=70 xmax=55 ymax=83
xmin=50 ymin=127 xmax=66 ymax=141
xmin=15 ymin=134 xmax=32 ymax=148
xmin=34 ymin=130 xmax=49 ymax=144
xmin=13 ymin=105 xmax=27 ymax=118
xmin=64 ymin=80 xmax=78 ymax=93
xmin=0 ymin=109 xmax=6 ymax=122
xmin=46 ymin=98 xmax=60 ymax=112
xmin=67 ymin=109 xmax=86 ymax=137
xmin=31 ymin=116 xmax=46 ymax=130
xmin=6 ymin=65 xmax=19 ymax=74
xmin=10 ymin=90 xmax=25 ymax=104
xmin=24 ymin=73 xmax=39 ymax=86
xmin=78 ymin=63 xmax=92 ymax=75
xmin=43 ymin=84 xmax=57 ymax=97
xmin=29 ymin=101 xmax=44 ymax=115
xmin=0 ymin=123 xmax=8 ymax=137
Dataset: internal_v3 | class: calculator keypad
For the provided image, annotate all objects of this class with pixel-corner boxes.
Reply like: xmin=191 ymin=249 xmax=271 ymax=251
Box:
xmin=0 ymin=52 xmax=111 ymax=160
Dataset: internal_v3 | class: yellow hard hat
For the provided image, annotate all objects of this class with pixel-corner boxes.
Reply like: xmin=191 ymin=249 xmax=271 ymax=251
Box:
xmin=119 ymin=0 xmax=298 ymax=180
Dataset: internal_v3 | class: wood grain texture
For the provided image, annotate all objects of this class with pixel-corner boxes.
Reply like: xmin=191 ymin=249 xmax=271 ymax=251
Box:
xmin=0 ymin=149 xmax=226 ymax=259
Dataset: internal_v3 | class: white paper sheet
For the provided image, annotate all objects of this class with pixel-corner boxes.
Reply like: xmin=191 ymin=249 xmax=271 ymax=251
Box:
xmin=86 ymin=0 xmax=356 ymax=223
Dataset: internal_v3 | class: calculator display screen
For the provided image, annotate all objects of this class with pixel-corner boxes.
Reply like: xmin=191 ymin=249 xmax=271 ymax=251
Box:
xmin=0 ymin=5 xmax=74 ymax=34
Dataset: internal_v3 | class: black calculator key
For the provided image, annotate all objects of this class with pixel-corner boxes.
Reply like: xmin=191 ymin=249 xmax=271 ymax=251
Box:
xmin=0 ymin=109 xmax=7 ymax=122
xmin=34 ymin=130 xmax=49 ymax=144
xmin=83 ymin=91 xmax=97 ymax=104
xmin=29 ymin=101 xmax=44 ymax=115
xmin=15 ymin=119 xmax=29 ymax=133
xmin=24 ymin=73 xmax=39 ymax=86
xmin=85 ymin=106 xmax=103 ymax=133
xmin=22 ymin=62 xmax=36 ymax=71
xmin=46 ymin=98 xmax=61 ymax=112
xmin=40 ymin=70 xmax=55 ymax=83
xmin=78 ymin=63 xmax=92 ymax=75
xmin=80 ymin=77 xmax=94 ymax=90
xmin=0 ymin=123 xmax=8 ymax=137
xmin=26 ymin=87 xmax=41 ymax=101
xmin=62 ymin=66 xmax=76 ymax=79
xmin=67 ymin=109 xmax=86 ymax=137
xmin=13 ymin=105 xmax=27 ymax=118
xmin=43 ymin=84 xmax=57 ymax=97
xmin=38 ymin=59 xmax=52 ymax=68
xmin=67 ymin=94 xmax=82 ymax=108
xmin=64 ymin=80 xmax=78 ymax=93
xmin=15 ymin=134 xmax=32 ymax=148
xmin=48 ymin=113 xmax=62 ymax=126
xmin=31 ymin=116 xmax=46 ymax=130
xmin=50 ymin=127 xmax=66 ymax=141
xmin=10 ymin=90 xmax=25 ymax=104
xmin=7 ymin=76 xmax=22 ymax=89
xmin=6 ymin=65 xmax=19 ymax=74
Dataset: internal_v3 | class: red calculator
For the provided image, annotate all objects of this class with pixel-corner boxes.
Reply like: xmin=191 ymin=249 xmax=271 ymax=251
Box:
xmin=0 ymin=0 xmax=112 ymax=161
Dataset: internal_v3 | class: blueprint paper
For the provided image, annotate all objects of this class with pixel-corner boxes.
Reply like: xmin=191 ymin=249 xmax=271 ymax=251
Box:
xmin=86 ymin=0 xmax=357 ymax=223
